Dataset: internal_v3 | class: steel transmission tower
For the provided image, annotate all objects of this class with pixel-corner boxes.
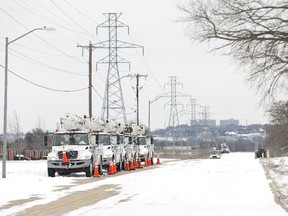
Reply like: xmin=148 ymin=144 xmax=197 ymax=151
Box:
xmin=165 ymin=76 xmax=185 ymax=129
xmin=200 ymin=106 xmax=211 ymax=126
xmin=188 ymin=98 xmax=197 ymax=125
xmin=94 ymin=13 xmax=143 ymax=124
xmin=163 ymin=76 xmax=187 ymax=155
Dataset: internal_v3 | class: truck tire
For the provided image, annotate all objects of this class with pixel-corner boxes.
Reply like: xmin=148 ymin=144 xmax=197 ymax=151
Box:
xmin=122 ymin=158 xmax=126 ymax=171
xmin=85 ymin=160 xmax=93 ymax=177
xmin=48 ymin=168 xmax=56 ymax=177
xmin=99 ymin=157 xmax=103 ymax=175
xmin=117 ymin=154 xmax=123 ymax=172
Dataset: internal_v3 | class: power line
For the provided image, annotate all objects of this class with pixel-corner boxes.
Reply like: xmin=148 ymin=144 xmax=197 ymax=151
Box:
xmin=128 ymin=35 xmax=163 ymax=90
xmin=0 ymin=64 xmax=88 ymax=92
xmin=31 ymin=0 xmax=93 ymax=37
xmin=50 ymin=0 xmax=98 ymax=41
xmin=3 ymin=45 xmax=87 ymax=76
xmin=11 ymin=0 xmax=91 ymax=37
xmin=0 ymin=4 xmax=86 ymax=65
xmin=63 ymin=0 xmax=99 ymax=25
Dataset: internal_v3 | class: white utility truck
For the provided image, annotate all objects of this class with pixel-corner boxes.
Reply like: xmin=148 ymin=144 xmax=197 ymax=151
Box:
xmin=47 ymin=114 xmax=105 ymax=177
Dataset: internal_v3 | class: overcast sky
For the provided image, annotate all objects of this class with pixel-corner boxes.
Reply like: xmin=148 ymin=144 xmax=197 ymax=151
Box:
xmin=0 ymin=0 xmax=268 ymax=133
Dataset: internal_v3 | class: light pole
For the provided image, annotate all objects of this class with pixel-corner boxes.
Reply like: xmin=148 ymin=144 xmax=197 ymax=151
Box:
xmin=148 ymin=95 xmax=165 ymax=133
xmin=2 ymin=27 xmax=55 ymax=178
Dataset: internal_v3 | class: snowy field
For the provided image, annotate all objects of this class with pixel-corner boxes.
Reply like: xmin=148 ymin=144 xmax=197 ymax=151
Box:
xmin=0 ymin=153 xmax=287 ymax=216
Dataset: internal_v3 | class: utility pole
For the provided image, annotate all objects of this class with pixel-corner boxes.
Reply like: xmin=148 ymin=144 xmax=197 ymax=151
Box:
xmin=77 ymin=41 xmax=95 ymax=118
xmin=131 ymin=74 xmax=147 ymax=125
xmin=94 ymin=13 xmax=144 ymax=124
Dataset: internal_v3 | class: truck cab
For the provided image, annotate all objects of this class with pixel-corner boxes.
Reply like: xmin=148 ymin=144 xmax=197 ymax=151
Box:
xmin=124 ymin=134 xmax=134 ymax=166
xmin=47 ymin=114 xmax=104 ymax=177
xmin=110 ymin=133 xmax=125 ymax=171
xmin=136 ymin=135 xmax=149 ymax=162
xmin=47 ymin=131 xmax=100 ymax=177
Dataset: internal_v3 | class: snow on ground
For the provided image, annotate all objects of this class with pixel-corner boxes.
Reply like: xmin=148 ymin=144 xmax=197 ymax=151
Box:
xmin=261 ymin=156 xmax=288 ymax=211
xmin=0 ymin=153 xmax=287 ymax=216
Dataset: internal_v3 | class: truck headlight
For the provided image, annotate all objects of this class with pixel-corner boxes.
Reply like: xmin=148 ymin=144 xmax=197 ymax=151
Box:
xmin=79 ymin=155 xmax=91 ymax=160
xmin=47 ymin=156 xmax=56 ymax=161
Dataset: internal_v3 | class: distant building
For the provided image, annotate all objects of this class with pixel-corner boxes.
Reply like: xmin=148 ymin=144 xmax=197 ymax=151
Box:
xmin=220 ymin=119 xmax=239 ymax=127
xmin=198 ymin=119 xmax=216 ymax=127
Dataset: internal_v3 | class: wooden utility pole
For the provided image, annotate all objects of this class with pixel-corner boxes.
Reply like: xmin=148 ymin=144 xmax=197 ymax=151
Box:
xmin=77 ymin=41 xmax=95 ymax=118
xmin=133 ymin=74 xmax=147 ymax=125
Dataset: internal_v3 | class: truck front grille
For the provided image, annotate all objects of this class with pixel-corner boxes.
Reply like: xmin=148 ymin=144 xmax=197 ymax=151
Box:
xmin=58 ymin=151 xmax=78 ymax=159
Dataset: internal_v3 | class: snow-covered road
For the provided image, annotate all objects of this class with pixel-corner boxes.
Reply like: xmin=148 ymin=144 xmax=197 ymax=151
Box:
xmin=0 ymin=152 xmax=287 ymax=216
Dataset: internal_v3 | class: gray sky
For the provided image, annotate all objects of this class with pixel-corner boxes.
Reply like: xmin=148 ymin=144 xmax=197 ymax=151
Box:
xmin=0 ymin=0 xmax=268 ymax=132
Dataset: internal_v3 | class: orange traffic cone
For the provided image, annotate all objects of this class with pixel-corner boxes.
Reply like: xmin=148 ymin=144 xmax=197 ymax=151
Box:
xmin=109 ymin=160 xmax=114 ymax=175
xmin=138 ymin=159 xmax=143 ymax=168
xmin=144 ymin=158 xmax=148 ymax=167
xmin=157 ymin=154 xmax=161 ymax=164
xmin=62 ymin=147 xmax=68 ymax=163
xmin=113 ymin=162 xmax=117 ymax=173
xmin=93 ymin=164 xmax=100 ymax=178
xmin=125 ymin=161 xmax=130 ymax=171
xmin=129 ymin=160 xmax=135 ymax=170
xmin=147 ymin=157 xmax=151 ymax=166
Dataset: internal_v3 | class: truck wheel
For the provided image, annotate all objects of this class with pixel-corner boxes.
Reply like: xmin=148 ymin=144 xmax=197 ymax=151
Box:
xmin=151 ymin=152 xmax=154 ymax=165
xmin=122 ymin=158 xmax=126 ymax=171
xmin=118 ymin=155 xmax=123 ymax=171
xmin=85 ymin=161 xmax=93 ymax=177
xmin=98 ymin=157 xmax=103 ymax=175
xmin=48 ymin=168 xmax=56 ymax=177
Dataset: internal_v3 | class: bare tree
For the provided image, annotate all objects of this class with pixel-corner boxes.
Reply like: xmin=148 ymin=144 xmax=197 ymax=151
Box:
xmin=265 ymin=101 xmax=288 ymax=156
xmin=8 ymin=111 xmax=25 ymax=154
xmin=178 ymin=0 xmax=288 ymax=103
xmin=25 ymin=116 xmax=46 ymax=150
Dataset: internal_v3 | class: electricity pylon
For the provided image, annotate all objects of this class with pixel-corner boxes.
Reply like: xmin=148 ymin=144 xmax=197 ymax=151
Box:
xmin=94 ymin=13 xmax=143 ymax=124
xmin=162 ymin=76 xmax=187 ymax=157
xmin=200 ymin=105 xmax=210 ymax=126
xmin=187 ymin=97 xmax=197 ymax=125
xmin=164 ymin=76 xmax=188 ymax=130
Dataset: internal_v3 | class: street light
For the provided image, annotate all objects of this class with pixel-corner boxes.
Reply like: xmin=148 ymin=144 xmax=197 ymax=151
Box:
xmin=2 ymin=26 xmax=55 ymax=178
xmin=148 ymin=95 xmax=165 ymax=133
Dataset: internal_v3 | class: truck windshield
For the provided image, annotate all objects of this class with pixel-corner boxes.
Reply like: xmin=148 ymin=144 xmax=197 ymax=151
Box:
xmin=138 ymin=137 xmax=146 ymax=145
xmin=99 ymin=134 xmax=110 ymax=145
xmin=54 ymin=133 xmax=88 ymax=146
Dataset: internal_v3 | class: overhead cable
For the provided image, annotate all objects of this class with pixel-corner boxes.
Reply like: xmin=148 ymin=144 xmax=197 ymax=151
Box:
xmin=0 ymin=64 xmax=88 ymax=92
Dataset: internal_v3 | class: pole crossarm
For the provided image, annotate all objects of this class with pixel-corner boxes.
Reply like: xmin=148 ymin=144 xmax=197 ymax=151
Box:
xmin=96 ymin=55 xmax=131 ymax=70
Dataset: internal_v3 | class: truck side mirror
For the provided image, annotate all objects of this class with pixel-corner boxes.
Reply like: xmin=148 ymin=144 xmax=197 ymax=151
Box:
xmin=117 ymin=135 xmax=120 ymax=145
xmin=96 ymin=134 xmax=99 ymax=144
xmin=151 ymin=137 xmax=153 ymax=144
xmin=44 ymin=134 xmax=48 ymax=146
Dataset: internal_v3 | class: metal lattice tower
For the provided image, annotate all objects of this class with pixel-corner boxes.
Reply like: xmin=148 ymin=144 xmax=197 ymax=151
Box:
xmin=162 ymin=76 xmax=186 ymax=157
xmin=165 ymin=76 xmax=180 ymax=129
xmin=163 ymin=76 xmax=188 ymax=135
xmin=95 ymin=13 xmax=143 ymax=124
xmin=187 ymin=97 xmax=197 ymax=125
xmin=200 ymin=106 xmax=210 ymax=125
